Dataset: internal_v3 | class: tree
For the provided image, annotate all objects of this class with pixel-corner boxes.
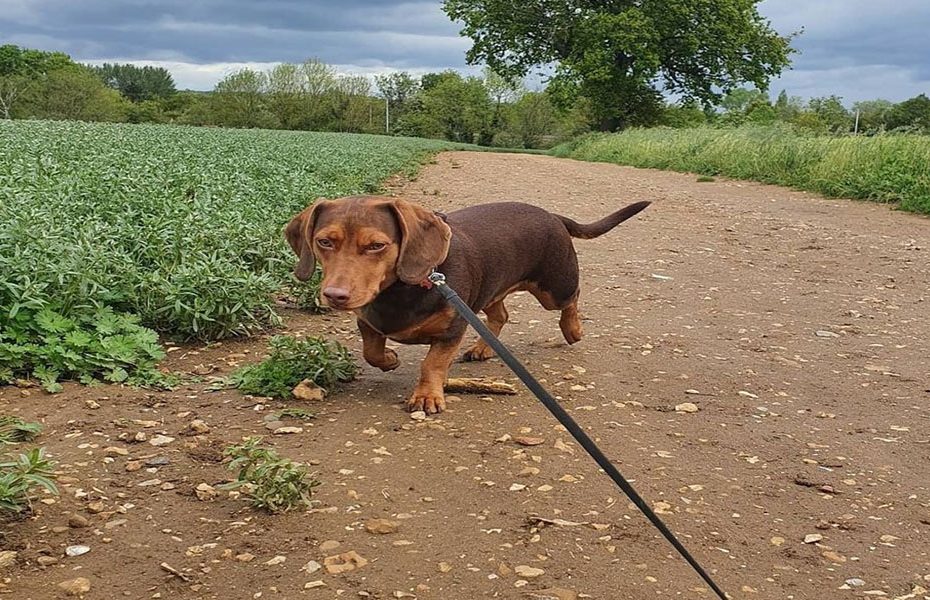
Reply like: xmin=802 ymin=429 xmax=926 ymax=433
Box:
xmin=443 ymin=0 xmax=794 ymax=130
xmin=375 ymin=71 xmax=419 ymax=127
xmin=209 ymin=69 xmax=275 ymax=128
xmin=0 ymin=44 xmax=75 ymax=118
xmin=266 ymin=62 xmax=305 ymax=129
xmin=851 ymin=99 xmax=893 ymax=133
xmin=92 ymin=63 xmax=176 ymax=102
xmin=808 ymin=95 xmax=852 ymax=133
xmin=886 ymin=94 xmax=930 ymax=131
xmin=774 ymin=90 xmax=803 ymax=122
xmin=483 ymin=66 xmax=522 ymax=128
xmin=399 ymin=71 xmax=492 ymax=143
xmin=18 ymin=67 xmax=129 ymax=122
xmin=506 ymin=91 xmax=559 ymax=148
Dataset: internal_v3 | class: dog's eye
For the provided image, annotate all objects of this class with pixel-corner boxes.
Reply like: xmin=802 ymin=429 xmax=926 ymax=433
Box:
xmin=316 ymin=238 xmax=334 ymax=249
xmin=366 ymin=242 xmax=387 ymax=253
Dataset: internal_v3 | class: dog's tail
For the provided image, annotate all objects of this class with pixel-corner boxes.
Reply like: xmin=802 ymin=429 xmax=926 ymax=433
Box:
xmin=558 ymin=201 xmax=651 ymax=240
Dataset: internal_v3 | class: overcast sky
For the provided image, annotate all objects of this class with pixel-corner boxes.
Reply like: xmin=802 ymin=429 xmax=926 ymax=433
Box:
xmin=3 ymin=0 xmax=929 ymax=104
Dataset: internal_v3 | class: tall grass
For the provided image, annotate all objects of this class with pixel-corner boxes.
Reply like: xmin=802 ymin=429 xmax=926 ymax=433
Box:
xmin=552 ymin=125 xmax=930 ymax=215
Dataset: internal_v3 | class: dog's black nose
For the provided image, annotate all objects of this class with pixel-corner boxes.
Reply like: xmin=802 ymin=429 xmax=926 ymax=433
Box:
xmin=322 ymin=287 xmax=351 ymax=305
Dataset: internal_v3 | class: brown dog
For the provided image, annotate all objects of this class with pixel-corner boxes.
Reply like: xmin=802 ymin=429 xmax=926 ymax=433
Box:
xmin=285 ymin=196 xmax=649 ymax=413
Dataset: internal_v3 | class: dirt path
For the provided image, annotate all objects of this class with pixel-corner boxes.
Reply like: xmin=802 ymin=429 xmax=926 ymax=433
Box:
xmin=4 ymin=151 xmax=929 ymax=600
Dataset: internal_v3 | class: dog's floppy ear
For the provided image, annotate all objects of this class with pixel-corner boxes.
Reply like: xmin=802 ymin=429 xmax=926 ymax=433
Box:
xmin=389 ymin=198 xmax=452 ymax=285
xmin=284 ymin=200 xmax=327 ymax=281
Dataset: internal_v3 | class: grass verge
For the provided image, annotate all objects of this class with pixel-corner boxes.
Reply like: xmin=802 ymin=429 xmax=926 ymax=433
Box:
xmin=552 ymin=125 xmax=930 ymax=215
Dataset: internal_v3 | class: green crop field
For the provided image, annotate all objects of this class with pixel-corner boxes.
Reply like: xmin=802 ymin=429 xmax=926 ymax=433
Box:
xmin=0 ymin=120 xmax=459 ymax=390
xmin=553 ymin=125 xmax=930 ymax=215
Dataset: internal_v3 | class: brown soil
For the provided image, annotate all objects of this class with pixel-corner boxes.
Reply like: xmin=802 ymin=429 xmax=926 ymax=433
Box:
xmin=3 ymin=151 xmax=929 ymax=600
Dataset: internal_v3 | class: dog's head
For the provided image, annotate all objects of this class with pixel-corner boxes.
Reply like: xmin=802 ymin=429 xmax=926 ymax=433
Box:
xmin=284 ymin=196 xmax=451 ymax=310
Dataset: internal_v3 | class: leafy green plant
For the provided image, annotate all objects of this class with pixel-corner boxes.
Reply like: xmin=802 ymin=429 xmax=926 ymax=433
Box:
xmin=231 ymin=335 xmax=357 ymax=399
xmin=0 ymin=417 xmax=42 ymax=445
xmin=0 ymin=305 xmax=165 ymax=392
xmin=222 ymin=437 xmax=319 ymax=513
xmin=0 ymin=120 xmax=458 ymax=388
xmin=0 ymin=448 xmax=58 ymax=515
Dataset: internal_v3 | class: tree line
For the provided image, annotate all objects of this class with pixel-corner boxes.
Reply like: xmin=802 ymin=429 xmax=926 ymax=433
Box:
xmin=3 ymin=43 xmax=930 ymax=148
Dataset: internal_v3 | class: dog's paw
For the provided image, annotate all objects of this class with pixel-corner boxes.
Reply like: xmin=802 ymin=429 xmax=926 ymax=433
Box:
xmin=462 ymin=343 xmax=495 ymax=362
xmin=366 ymin=348 xmax=400 ymax=371
xmin=406 ymin=389 xmax=446 ymax=414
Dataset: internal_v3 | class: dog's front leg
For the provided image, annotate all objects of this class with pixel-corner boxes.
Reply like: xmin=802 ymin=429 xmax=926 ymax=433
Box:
xmin=408 ymin=335 xmax=464 ymax=414
xmin=358 ymin=319 xmax=400 ymax=371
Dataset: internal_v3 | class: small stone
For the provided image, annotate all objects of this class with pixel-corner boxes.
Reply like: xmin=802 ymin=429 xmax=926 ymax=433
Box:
xmin=803 ymin=534 xmax=823 ymax=544
xmin=149 ymin=435 xmax=175 ymax=447
xmin=323 ymin=551 xmax=367 ymax=574
xmin=304 ymin=580 xmax=326 ymax=589
xmin=264 ymin=420 xmax=285 ymax=431
xmin=319 ymin=540 xmax=341 ymax=552
xmin=273 ymin=426 xmax=303 ymax=435
xmin=0 ymin=551 xmax=17 ymax=568
xmin=365 ymin=519 xmax=400 ymax=534
xmin=514 ymin=436 xmax=545 ymax=446
xmin=879 ymin=534 xmax=899 ymax=543
xmin=65 ymin=545 xmax=91 ymax=557
xmin=235 ymin=553 xmax=255 ymax=562
xmin=104 ymin=446 xmax=129 ymax=456
xmin=816 ymin=330 xmax=840 ymax=338
xmin=195 ymin=483 xmax=217 ymax=501
xmin=84 ymin=399 xmax=101 ymax=409
xmin=770 ymin=536 xmax=785 ymax=547
xmin=514 ymin=565 xmax=545 ymax=578
xmin=846 ymin=579 xmax=866 ymax=588
xmin=653 ymin=501 xmax=673 ymax=515
xmin=823 ymin=550 xmax=846 ymax=563
xmin=58 ymin=577 xmax=91 ymax=596
xmin=301 ymin=560 xmax=322 ymax=574
xmin=675 ymin=402 xmax=699 ymax=413
xmin=509 ymin=483 xmax=526 ymax=491
xmin=438 ymin=562 xmax=453 ymax=573
xmin=264 ymin=555 xmax=287 ymax=566
xmin=69 ymin=514 xmax=91 ymax=528
xmin=186 ymin=419 xmax=210 ymax=434
xmin=38 ymin=556 xmax=59 ymax=567
xmin=144 ymin=456 xmax=170 ymax=467
xmin=86 ymin=501 xmax=106 ymax=514
xmin=410 ymin=411 xmax=427 ymax=421
xmin=292 ymin=379 xmax=326 ymax=401
xmin=160 ymin=482 xmax=176 ymax=491
xmin=553 ymin=439 xmax=574 ymax=454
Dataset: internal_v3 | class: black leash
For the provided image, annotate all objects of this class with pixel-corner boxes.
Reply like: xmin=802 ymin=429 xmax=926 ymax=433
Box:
xmin=428 ymin=272 xmax=729 ymax=600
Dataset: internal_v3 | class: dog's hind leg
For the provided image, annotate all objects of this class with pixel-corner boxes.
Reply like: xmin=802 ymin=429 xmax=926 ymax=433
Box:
xmin=462 ymin=299 xmax=509 ymax=361
xmin=527 ymin=282 xmax=583 ymax=346
xmin=558 ymin=294 xmax=583 ymax=345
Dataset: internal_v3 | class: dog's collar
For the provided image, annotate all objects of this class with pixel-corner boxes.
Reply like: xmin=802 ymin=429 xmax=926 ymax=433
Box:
xmin=418 ymin=268 xmax=437 ymax=289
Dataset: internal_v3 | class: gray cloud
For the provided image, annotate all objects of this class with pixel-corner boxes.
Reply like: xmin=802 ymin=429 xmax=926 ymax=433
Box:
xmin=3 ymin=0 xmax=928 ymax=102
